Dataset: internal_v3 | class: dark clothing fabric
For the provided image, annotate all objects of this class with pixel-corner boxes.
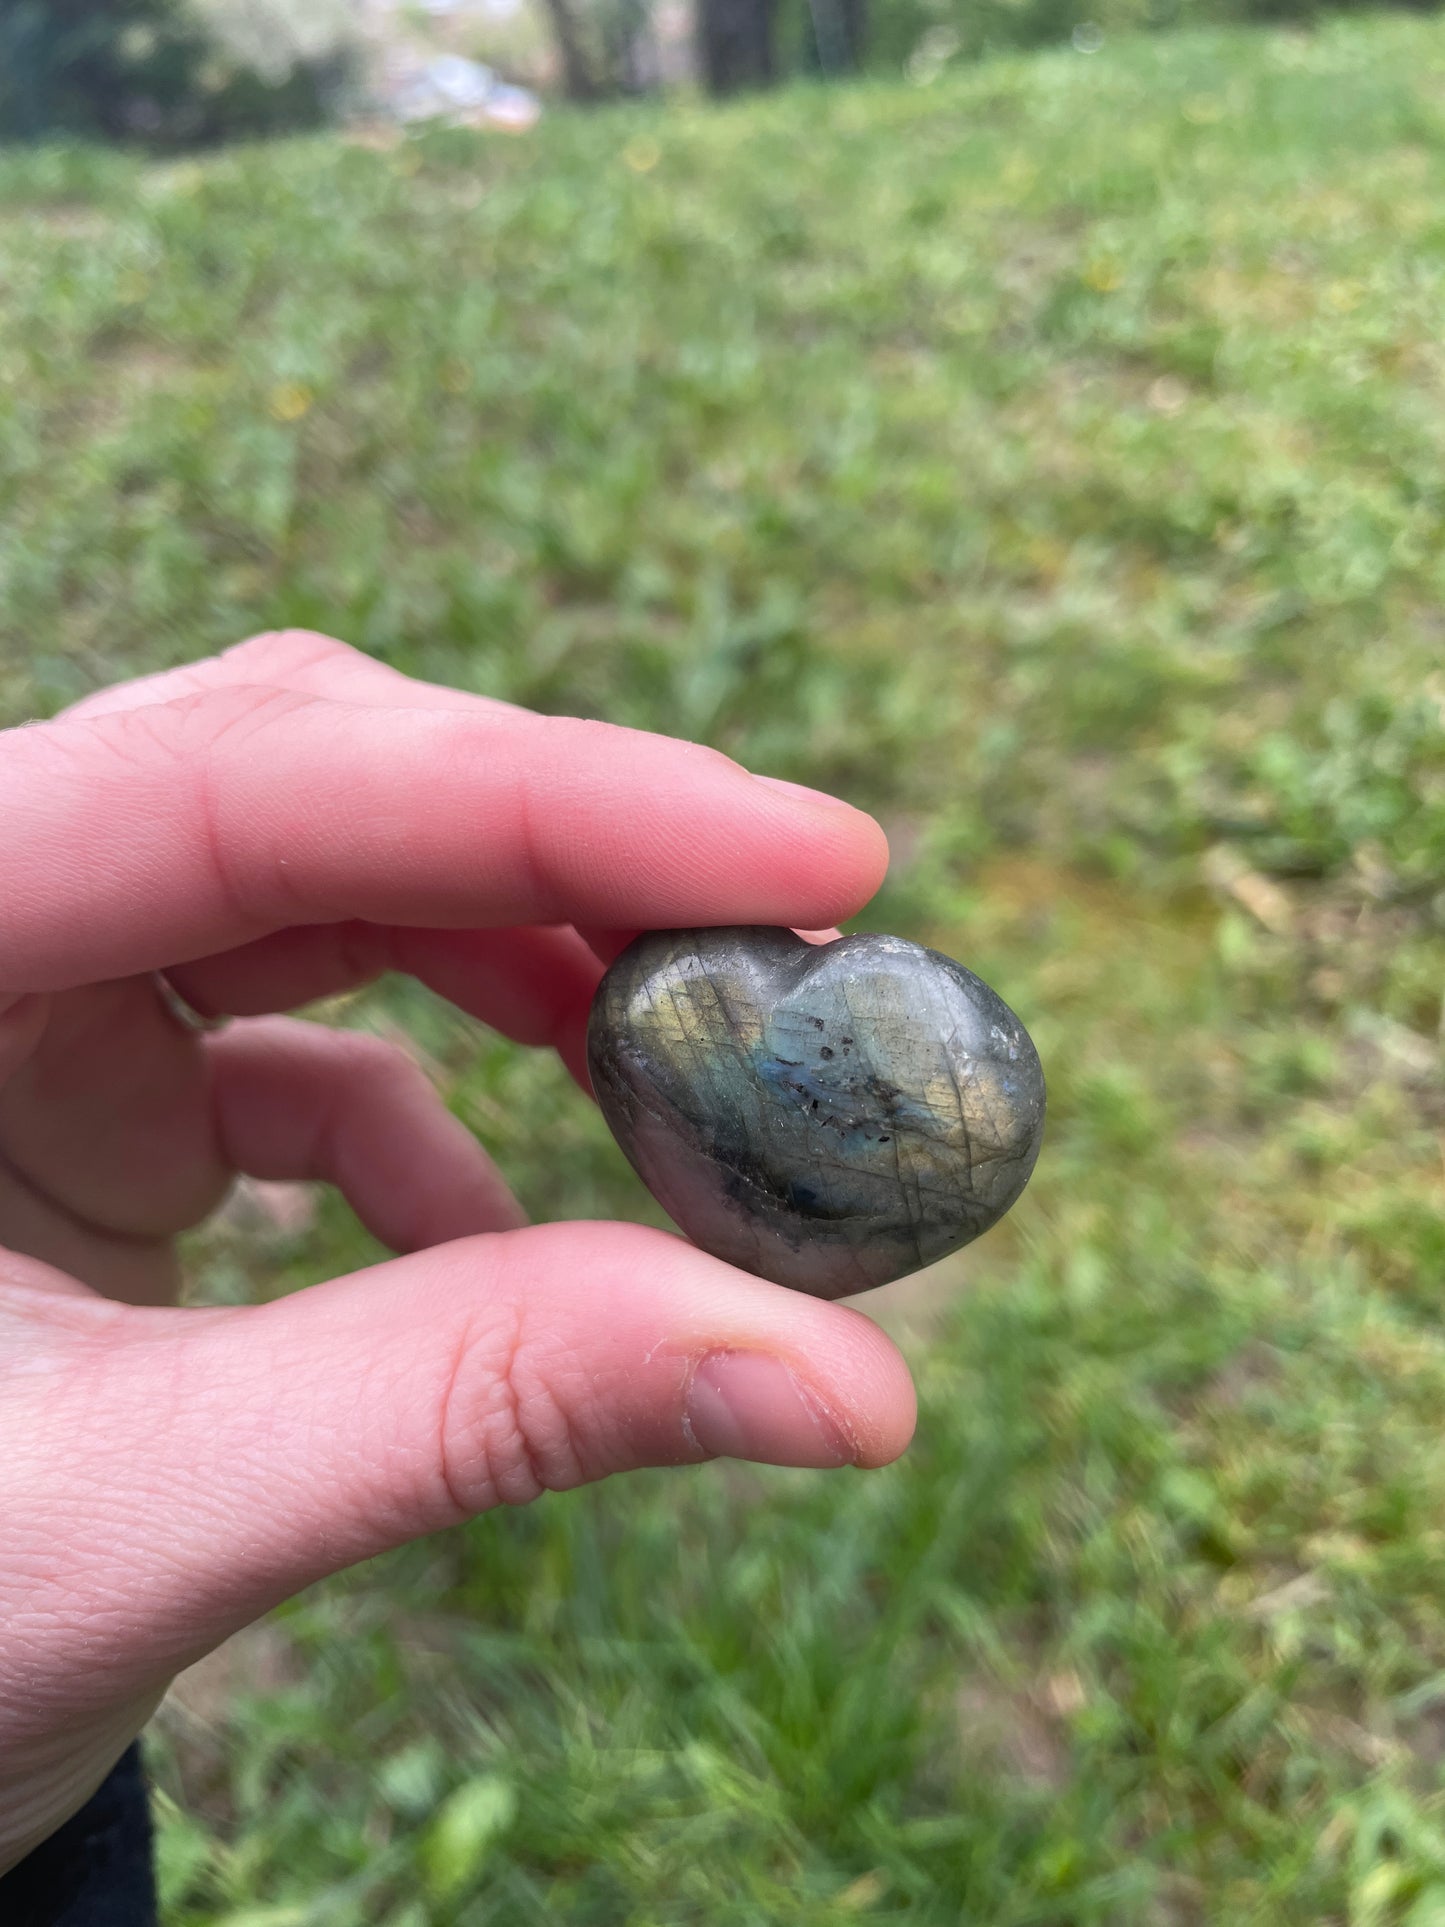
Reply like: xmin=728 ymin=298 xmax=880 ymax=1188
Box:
xmin=0 ymin=1746 xmax=157 ymax=1927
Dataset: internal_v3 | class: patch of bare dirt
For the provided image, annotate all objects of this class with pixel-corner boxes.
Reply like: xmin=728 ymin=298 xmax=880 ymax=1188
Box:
xmin=953 ymin=1669 xmax=1077 ymax=1791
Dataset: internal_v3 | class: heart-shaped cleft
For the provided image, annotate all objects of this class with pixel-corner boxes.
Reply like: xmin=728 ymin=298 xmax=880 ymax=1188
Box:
xmin=587 ymin=927 xmax=1046 ymax=1299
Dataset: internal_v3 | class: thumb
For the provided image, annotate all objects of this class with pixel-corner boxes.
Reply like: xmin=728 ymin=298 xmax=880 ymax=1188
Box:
xmin=24 ymin=1223 xmax=915 ymax=1687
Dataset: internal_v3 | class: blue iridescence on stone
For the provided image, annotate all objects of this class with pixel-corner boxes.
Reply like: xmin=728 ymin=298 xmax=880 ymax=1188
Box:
xmin=587 ymin=927 xmax=1046 ymax=1299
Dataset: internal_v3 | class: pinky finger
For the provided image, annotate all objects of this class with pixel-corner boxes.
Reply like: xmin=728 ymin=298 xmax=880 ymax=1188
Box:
xmin=207 ymin=1018 xmax=525 ymax=1255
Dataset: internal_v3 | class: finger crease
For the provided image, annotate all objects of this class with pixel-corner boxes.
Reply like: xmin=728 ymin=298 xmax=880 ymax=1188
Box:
xmin=194 ymin=740 xmax=261 ymax=937
xmin=491 ymin=1316 xmax=551 ymax=1507
xmin=435 ymin=1314 xmax=488 ymax=1523
xmin=512 ymin=770 xmax=564 ymax=927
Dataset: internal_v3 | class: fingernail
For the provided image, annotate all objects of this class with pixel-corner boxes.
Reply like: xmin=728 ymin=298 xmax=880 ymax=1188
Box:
xmin=685 ymin=1352 xmax=856 ymax=1468
xmin=754 ymin=774 xmax=859 ymax=814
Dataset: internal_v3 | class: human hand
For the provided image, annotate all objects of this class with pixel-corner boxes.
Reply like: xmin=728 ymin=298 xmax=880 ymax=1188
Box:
xmin=0 ymin=631 xmax=915 ymax=1869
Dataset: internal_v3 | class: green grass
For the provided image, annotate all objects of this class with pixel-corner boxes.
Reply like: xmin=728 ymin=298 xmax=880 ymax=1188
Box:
xmin=4 ymin=13 xmax=1445 ymax=1921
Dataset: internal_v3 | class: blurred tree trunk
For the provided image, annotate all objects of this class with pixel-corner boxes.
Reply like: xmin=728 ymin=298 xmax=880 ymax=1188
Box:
xmin=540 ymin=0 xmax=601 ymax=100
xmin=540 ymin=0 xmax=659 ymax=101
xmin=805 ymin=0 xmax=867 ymax=71
xmin=697 ymin=0 xmax=776 ymax=96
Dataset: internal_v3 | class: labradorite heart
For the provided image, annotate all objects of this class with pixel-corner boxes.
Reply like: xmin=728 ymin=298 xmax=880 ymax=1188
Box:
xmin=587 ymin=927 xmax=1046 ymax=1299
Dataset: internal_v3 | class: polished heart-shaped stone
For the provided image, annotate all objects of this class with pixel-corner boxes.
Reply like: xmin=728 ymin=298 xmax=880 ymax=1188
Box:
xmin=587 ymin=927 xmax=1046 ymax=1299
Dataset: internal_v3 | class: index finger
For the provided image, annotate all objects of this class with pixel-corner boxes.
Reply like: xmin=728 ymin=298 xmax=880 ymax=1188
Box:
xmin=0 ymin=687 xmax=889 ymax=993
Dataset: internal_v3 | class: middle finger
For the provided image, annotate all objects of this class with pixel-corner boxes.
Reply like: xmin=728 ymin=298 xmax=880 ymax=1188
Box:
xmin=167 ymin=922 xmax=605 ymax=1088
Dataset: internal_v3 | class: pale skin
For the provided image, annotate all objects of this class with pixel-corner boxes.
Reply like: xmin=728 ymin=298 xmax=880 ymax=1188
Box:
xmin=0 ymin=630 xmax=917 ymax=1871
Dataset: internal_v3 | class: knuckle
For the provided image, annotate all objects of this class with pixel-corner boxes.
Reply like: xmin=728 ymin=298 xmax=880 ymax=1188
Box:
xmin=191 ymin=684 xmax=317 ymax=755
xmin=182 ymin=686 xmax=326 ymax=924
xmin=341 ymin=1029 xmax=427 ymax=1093
xmin=435 ymin=1296 xmax=589 ymax=1516
xmin=55 ymin=685 xmax=311 ymax=779
xmin=219 ymin=629 xmax=356 ymax=679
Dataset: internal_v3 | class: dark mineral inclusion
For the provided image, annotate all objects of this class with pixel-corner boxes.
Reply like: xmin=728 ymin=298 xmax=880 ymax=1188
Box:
xmin=587 ymin=927 xmax=1046 ymax=1299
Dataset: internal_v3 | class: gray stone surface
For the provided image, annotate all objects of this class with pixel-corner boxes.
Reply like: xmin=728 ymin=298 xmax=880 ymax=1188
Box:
xmin=588 ymin=927 xmax=1046 ymax=1298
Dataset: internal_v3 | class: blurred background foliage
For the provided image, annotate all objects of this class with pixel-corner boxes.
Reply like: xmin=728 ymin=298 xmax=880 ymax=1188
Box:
xmin=0 ymin=0 xmax=352 ymax=147
xmin=6 ymin=0 xmax=1445 ymax=141
xmin=2 ymin=4 xmax=1444 ymax=1922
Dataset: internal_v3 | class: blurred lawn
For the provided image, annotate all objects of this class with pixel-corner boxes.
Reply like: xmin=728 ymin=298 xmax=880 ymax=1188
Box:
xmin=3 ymin=14 xmax=1445 ymax=1921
